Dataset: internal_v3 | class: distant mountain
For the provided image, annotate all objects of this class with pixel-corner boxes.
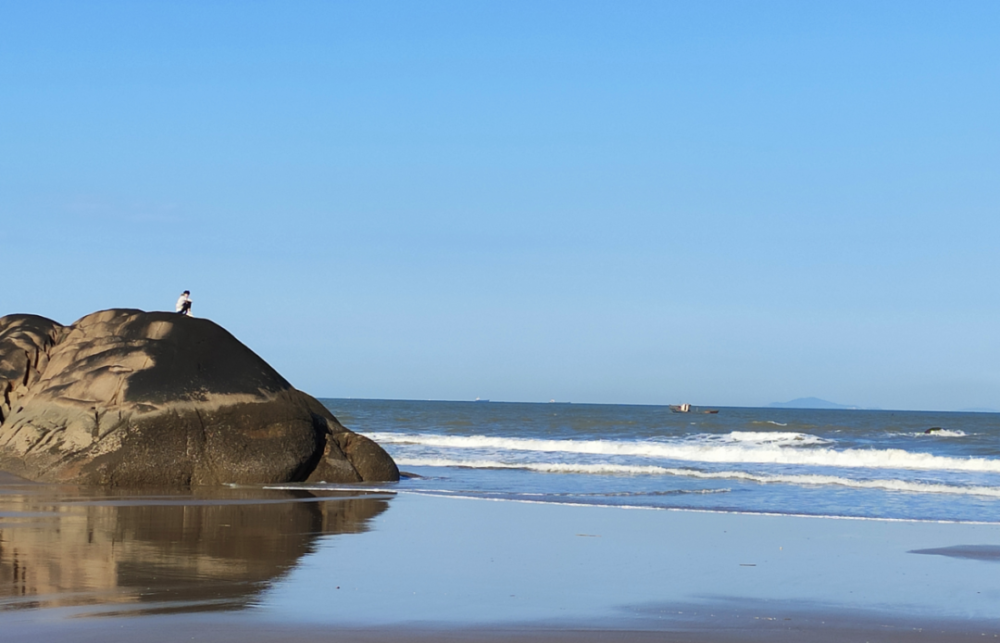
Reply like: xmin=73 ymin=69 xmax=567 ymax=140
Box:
xmin=956 ymin=407 xmax=1000 ymax=413
xmin=769 ymin=397 xmax=859 ymax=410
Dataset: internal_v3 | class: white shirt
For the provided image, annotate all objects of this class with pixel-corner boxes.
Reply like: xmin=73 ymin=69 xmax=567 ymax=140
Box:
xmin=175 ymin=293 xmax=192 ymax=314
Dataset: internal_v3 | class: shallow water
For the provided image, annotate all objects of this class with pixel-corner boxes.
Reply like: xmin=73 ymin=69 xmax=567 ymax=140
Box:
xmin=328 ymin=399 xmax=1000 ymax=522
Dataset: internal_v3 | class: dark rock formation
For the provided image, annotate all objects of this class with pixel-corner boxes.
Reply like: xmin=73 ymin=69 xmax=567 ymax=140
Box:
xmin=0 ymin=309 xmax=399 ymax=486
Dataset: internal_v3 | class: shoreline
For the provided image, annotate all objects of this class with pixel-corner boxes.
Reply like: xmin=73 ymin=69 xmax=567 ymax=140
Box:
xmin=1 ymin=481 xmax=998 ymax=641
xmin=268 ymin=483 xmax=1000 ymax=526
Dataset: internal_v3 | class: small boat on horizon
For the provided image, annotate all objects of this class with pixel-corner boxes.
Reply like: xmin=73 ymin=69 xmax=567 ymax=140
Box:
xmin=670 ymin=404 xmax=719 ymax=414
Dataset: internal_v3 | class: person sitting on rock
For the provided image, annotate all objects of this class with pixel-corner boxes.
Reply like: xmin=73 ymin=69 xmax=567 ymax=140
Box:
xmin=175 ymin=290 xmax=192 ymax=316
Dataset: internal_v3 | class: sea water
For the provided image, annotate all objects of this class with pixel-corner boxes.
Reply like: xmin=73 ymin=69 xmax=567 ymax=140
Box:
xmin=323 ymin=399 xmax=1000 ymax=523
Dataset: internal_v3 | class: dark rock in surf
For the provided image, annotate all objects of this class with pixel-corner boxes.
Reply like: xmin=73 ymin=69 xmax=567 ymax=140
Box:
xmin=0 ymin=309 xmax=399 ymax=486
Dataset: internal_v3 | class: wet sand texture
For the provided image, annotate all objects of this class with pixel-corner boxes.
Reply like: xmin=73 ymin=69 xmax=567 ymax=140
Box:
xmin=1 ymin=484 xmax=998 ymax=642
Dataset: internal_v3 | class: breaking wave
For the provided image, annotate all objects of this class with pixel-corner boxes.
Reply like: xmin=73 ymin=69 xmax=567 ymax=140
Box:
xmin=395 ymin=457 xmax=1000 ymax=498
xmin=365 ymin=432 xmax=1000 ymax=474
xmin=911 ymin=429 xmax=967 ymax=438
xmin=690 ymin=431 xmax=830 ymax=446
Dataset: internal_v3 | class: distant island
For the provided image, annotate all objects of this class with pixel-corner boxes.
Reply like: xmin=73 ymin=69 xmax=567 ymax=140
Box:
xmin=768 ymin=397 xmax=859 ymax=410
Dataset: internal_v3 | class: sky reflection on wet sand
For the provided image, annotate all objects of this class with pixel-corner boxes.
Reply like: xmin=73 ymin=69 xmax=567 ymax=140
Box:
xmin=1 ymin=482 xmax=998 ymax=638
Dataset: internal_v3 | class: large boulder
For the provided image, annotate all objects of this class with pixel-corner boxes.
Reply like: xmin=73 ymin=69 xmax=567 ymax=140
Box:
xmin=0 ymin=309 xmax=399 ymax=486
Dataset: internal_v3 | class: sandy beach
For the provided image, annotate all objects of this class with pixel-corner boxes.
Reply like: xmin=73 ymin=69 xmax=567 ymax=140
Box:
xmin=1 ymin=475 xmax=997 ymax=642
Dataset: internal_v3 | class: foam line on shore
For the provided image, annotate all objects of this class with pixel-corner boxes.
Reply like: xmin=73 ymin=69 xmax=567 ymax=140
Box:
xmin=260 ymin=484 xmax=1000 ymax=525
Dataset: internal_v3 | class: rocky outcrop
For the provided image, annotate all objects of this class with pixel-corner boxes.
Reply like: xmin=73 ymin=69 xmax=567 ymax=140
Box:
xmin=0 ymin=309 xmax=399 ymax=486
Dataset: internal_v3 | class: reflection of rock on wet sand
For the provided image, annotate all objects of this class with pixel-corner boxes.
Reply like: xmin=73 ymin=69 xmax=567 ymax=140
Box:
xmin=0 ymin=478 xmax=391 ymax=614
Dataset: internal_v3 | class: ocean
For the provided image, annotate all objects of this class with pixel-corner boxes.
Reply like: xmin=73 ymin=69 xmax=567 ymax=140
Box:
xmin=324 ymin=399 xmax=1000 ymax=524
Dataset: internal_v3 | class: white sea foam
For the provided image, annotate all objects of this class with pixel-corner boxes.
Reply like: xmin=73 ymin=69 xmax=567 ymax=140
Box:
xmin=395 ymin=457 xmax=1000 ymax=498
xmin=883 ymin=430 xmax=968 ymax=439
xmin=751 ymin=420 xmax=789 ymax=427
xmin=690 ymin=431 xmax=829 ymax=446
xmin=364 ymin=432 xmax=1000 ymax=474
xmin=398 ymin=458 xmax=675 ymax=476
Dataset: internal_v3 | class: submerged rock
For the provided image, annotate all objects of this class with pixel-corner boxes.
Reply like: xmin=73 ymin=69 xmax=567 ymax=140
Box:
xmin=0 ymin=309 xmax=399 ymax=486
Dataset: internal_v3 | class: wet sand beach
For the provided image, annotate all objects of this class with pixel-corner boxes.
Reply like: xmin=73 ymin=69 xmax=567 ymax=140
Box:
xmin=1 ymin=474 xmax=998 ymax=642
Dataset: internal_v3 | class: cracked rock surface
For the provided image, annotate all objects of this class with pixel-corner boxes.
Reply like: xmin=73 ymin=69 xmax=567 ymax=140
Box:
xmin=0 ymin=309 xmax=399 ymax=486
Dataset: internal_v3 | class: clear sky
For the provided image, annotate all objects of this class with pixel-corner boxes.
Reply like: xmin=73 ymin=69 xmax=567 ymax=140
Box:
xmin=2 ymin=1 xmax=998 ymax=411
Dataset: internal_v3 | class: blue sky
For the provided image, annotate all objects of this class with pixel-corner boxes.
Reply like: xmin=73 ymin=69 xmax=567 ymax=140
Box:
xmin=2 ymin=1 xmax=998 ymax=410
